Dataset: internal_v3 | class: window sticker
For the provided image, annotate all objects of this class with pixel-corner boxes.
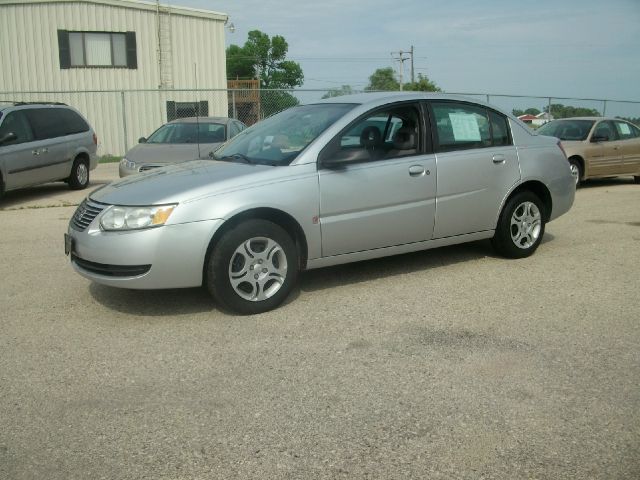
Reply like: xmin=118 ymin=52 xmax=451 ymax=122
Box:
xmin=449 ymin=113 xmax=481 ymax=141
xmin=619 ymin=123 xmax=631 ymax=135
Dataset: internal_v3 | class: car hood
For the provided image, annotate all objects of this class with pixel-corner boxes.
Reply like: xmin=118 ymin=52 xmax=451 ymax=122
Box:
xmin=125 ymin=143 xmax=222 ymax=163
xmin=90 ymin=160 xmax=276 ymax=205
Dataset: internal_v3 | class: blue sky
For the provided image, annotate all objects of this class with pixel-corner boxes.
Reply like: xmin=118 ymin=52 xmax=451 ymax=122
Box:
xmin=169 ymin=0 xmax=640 ymax=115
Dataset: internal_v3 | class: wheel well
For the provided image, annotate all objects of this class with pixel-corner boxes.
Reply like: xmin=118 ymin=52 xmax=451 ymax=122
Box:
xmin=74 ymin=152 xmax=90 ymax=164
xmin=508 ymin=181 xmax=552 ymax=222
xmin=568 ymin=155 xmax=584 ymax=174
xmin=202 ymin=207 xmax=309 ymax=285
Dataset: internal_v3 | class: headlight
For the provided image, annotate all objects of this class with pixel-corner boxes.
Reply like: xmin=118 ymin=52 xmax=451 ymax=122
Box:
xmin=100 ymin=204 xmax=177 ymax=231
xmin=120 ymin=157 xmax=136 ymax=170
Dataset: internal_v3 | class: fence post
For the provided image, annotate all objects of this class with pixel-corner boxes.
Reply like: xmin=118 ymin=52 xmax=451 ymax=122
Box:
xmin=548 ymin=97 xmax=552 ymax=121
xmin=602 ymin=100 xmax=607 ymax=116
xmin=120 ymin=91 xmax=128 ymax=154
xmin=486 ymin=94 xmax=490 ymax=103
xmin=232 ymin=90 xmax=237 ymax=119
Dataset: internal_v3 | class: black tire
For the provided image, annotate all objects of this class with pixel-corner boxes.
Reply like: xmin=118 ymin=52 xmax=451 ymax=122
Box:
xmin=492 ymin=191 xmax=546 ymax=259
xmin=634 ymin=176 xmax=640 ymax=184
xmin=568 ymin=157 xmax=583 ymax=188
xmin=68 ymin=157 xmax=89 ymax=190
xmin=206 ymin=219 xmax=299 ymax=315
xmin=0 ymin=174 xmax=4 ymax=201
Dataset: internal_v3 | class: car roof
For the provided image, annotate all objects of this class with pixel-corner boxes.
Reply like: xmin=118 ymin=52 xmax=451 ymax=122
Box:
xmin=310 ymin=91 xmax=514 ymax=118
xmin=168 ymin=116 xmax=233 ymax=125
xmin=550 ymin=117 xmax=619 ymax=122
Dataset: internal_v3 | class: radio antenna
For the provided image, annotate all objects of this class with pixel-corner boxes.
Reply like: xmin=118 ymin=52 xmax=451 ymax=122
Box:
xmin=194 ymin=63 xmax=202 ymax=159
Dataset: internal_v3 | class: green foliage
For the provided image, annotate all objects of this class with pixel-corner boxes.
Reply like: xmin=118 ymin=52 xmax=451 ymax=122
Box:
xmin=365 ymin=68 xmax=399 ymax=91
xmin=512 ymin=107 xmax=541 ymax=117
xmin=403 ymin=74 xmax=441 ymax=92
xmin=99 ymin=155 xmax=121 ymax=163
xmin=544 ymin=104 xmax=600 ymax=118
xmin=226 ymin=30 xmax=304 ymax=89
xmin=261 ymin=90 xmax=299 ymax=118
xmin=365 ymin=68 xmax=441 ymax=92
xmin=322 ymin=85 xmax=356 ymax=99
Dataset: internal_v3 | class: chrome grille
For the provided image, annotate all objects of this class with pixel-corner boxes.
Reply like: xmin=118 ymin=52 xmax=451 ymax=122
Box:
xmin=71 ymin=199 xmax=106 ymax=231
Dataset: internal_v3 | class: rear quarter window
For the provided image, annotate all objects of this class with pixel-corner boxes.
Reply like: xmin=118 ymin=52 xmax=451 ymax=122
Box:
xmin=24 ymin=107 xmax=89 ymax=140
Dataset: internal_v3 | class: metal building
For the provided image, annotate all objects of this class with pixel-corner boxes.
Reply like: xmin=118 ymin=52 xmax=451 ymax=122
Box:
xmin=0 ymin=0 xmax=229 ymax=155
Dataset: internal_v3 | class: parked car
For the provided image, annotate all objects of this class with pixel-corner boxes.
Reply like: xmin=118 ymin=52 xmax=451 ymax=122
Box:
xmin=537 ymin=117 xmax=640 ymax=186
xmin=66 ymin=93 xmax=575 ymax=314
xmin=119 ymin=117 xmax=247 ymax=177
xmin=0 ymin=102 xmax=97 ymax=199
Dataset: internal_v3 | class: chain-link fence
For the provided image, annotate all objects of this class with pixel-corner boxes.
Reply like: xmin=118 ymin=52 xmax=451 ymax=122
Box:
xmin=2 ymin=88 xmax=639 ymax=156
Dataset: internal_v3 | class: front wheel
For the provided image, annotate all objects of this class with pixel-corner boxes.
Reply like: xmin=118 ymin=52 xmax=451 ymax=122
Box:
xmin=68 ymin=157 xmax=89 ymax=190
xmin=206 ymin=219 xmax=299 ymax=314
xmin=492 ymin=191 xmax=546 ymax=259
xmin=568 ymin=158 xmax=583 ymax=187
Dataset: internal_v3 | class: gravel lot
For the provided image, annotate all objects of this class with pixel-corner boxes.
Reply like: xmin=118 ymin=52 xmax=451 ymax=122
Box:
xmin=1 ymin=164 xmax=638 ymax=479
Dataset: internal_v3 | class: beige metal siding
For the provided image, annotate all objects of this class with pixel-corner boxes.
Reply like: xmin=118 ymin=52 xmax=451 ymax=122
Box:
xmin=0 ymin=1 xmax=228 ymax=154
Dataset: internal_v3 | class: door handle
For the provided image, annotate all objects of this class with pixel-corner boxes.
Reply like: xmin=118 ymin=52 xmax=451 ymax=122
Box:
xmin=492 ymin=154 xmax=506 ymax=163
xmin=409 ymin=165 xmax=426 ymax=176
xmin=32 ymin=149 xmax=40 ymax=156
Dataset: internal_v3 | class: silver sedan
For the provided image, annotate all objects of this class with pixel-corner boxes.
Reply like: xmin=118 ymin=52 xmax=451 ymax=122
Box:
xmin=66 ymin=93 xmax=575 ymax=314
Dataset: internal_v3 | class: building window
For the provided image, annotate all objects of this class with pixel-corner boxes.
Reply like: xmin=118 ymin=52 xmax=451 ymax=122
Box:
xmin=166 ymin=101 xmax=209 ymax=121
xmin=58 ymin=30 xmax=137 ymax=69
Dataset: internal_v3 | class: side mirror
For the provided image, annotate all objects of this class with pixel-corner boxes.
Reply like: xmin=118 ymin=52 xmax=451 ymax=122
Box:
xmin=591 ymin=134 xmax=608 ymax=143
xmin=138 ymin=137 xmax=147 ymax=143
xmin=0 ymin=132 xmax=17 ymax=145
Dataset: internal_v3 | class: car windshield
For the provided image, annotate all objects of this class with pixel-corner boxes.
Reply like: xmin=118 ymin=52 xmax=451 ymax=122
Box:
xmin=146 ymin=122 xmax=226 ymax=144
xmin=538 ymin=120 xmax=595 ymax=141
xmin=213 ymin=103 xmax=356 ymax=166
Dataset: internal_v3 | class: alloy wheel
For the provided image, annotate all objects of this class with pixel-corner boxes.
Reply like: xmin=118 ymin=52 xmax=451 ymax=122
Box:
xmin=510 ymin=201 xmax=542 ymax=249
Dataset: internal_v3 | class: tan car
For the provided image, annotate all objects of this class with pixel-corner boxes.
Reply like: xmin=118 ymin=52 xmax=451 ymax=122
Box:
xmin=538 ymin=117 xmax=640 ymax=186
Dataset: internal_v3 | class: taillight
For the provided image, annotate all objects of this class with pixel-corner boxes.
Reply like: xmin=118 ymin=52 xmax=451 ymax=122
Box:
xmin=557 ymin=140 xmax=567 ymax=159
xmin=93 ymin=133 xmax=98 ymax=145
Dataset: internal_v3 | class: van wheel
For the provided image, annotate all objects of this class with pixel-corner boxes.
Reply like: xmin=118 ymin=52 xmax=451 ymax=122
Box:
xmin=0 ymin=174 xmax=4 ymax=200
xmin=634 ymin=176 xmax=640 ymax=184
xmin=206 ymin=219 xmax=298 ymax=315
xmin=69 ymin=157 xmax=89 ymax=190
xmin=492 ymin=191 xmax=546 ymax=259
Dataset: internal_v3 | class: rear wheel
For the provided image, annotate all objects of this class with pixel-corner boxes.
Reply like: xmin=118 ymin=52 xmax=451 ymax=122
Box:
xmin=206 ymin=219 xmax=299 ymax=314
xmin=568 ymin=157 xmax=583 ymax=187
xmin=68 ymin=157 xmax=89 ymax=190
xmin=492 ymin=191 xmax=546 ymax=259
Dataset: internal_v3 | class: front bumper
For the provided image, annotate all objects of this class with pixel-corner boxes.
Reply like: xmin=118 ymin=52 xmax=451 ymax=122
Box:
xmin=67 ymin=217 xmax=224 ymax=289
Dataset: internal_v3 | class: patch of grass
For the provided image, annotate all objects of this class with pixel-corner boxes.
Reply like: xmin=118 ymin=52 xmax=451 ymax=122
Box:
xmin=99 ymin=155 xmax=122 ymax=164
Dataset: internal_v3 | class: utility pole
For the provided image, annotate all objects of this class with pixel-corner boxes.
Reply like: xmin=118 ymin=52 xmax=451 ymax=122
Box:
xmin=391 ymin=49 xmax=412 ymax=91
xmin=410 ymin=46 xmax=414 ymax=83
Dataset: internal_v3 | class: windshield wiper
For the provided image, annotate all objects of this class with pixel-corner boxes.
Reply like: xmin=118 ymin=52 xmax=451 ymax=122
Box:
xmin=216 ymin=153 xmax=253 ymax=164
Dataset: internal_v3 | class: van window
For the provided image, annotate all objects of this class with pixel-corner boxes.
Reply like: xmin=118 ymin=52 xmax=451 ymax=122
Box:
xmin=22 ymin=107 xmax=88 ymax=140
xmin=0 ymin=111 xmax=35 ymax=145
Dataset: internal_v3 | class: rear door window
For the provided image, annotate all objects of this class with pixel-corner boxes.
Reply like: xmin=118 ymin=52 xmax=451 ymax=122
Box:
xmin=613 ymin=121 xmax=639 ymax=140
xmin=431 ymin=102 xmax=512 ymax=152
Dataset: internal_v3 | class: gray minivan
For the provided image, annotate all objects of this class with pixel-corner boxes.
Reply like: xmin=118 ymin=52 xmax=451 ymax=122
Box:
xmin=0 ymin=102 xmax=98 ymax=199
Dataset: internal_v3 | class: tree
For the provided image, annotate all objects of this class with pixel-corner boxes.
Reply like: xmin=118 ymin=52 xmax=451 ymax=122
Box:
xmin=512 ymin=107 xmax=541 ymax=117
xmin=322 ymin=85 xmax=356 ymax=99
xmin=226 ymin=30 xmax=304 ymax=89
xmin=365 ymin=68 xmax=399 ymax=91
xmin=544 ymin=104 xmax=600 ymax=119
xmin=403 ymin=73 xmax=441 ymax=92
